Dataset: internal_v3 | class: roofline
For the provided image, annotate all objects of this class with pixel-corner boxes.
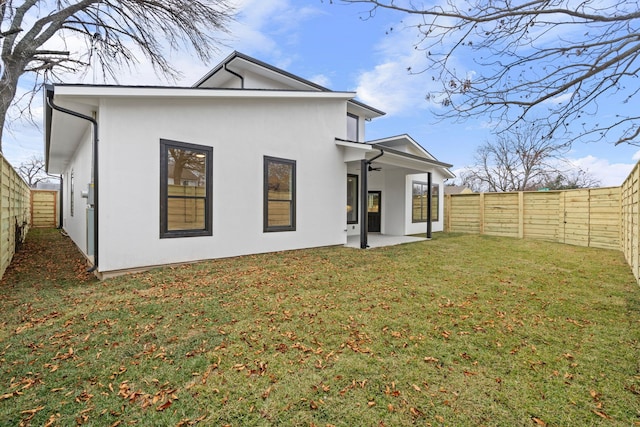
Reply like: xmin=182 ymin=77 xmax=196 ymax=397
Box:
xmin=193 ymin=51 xmax=386 ymax=117
xmin=371 ymin=144 xmax=454 ymax=169
xmin=349 ymin=98 xmax=386 ymax=117
xmin=193 ymin=51 xmax=331 ymax=92
xmin=48 ymin=83 xmax=357 ymax=100
xmin=368 ymin=133 xmax=437 ymax=158
xmin=336 ymin=137 xmax=454 ymax=170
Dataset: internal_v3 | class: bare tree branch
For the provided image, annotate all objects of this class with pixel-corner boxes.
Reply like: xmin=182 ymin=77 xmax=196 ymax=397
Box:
xmin=0 ymin=0 xmax=235 ymax=152
xmin=340 ymin=0 xmax=640 ymax=147
xmin=458 ymin=123 xmax=600 ymax=192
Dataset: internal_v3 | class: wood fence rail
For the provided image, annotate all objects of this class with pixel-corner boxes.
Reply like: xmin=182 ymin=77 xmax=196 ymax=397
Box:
xmin=0 ymin=153 xmax=31 ymax=280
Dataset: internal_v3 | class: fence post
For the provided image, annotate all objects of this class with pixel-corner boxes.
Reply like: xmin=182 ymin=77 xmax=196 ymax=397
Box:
xmin=479 ymin=193 xmax=485 ymax=235
xmin=518 ymin=192 xmax=524 ymax=239
xmin=444 ymin=194 xmax=451 ymax=232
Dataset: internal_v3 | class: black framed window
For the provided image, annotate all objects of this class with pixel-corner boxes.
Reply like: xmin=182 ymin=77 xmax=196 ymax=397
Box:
xmin=347 ymin=113 xmax=359 ymax=141
xmin=347 ymin=174 xmax=358 ymax=224
xmin=264 ymin=156 xmax=296 ymax=232
xmin=160 ymin=139 xmax=212 ymax=238
xmin=432 ymin=184 xmax=439 ymax=222
xmin=412 ymin=181 xmax=439 ymax=223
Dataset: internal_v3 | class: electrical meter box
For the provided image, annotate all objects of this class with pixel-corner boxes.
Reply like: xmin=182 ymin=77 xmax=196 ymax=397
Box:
xmin=81 ymin=183 xmax=95 ymax=206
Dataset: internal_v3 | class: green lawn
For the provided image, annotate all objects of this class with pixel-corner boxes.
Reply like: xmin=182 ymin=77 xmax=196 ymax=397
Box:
xmin=1 ymin=228 xmax=639 ymax=426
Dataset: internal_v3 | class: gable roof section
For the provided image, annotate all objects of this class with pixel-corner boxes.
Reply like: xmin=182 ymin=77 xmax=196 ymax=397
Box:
xmin=193 ymin=51 xmax=329 ymax=91
xmin=336 ymin=135 xmax=455 ymax=178
xmin=369 ymin=134 xmax=439 ymax=161
xmin=194 ymin=51 xmax=385 ymax=119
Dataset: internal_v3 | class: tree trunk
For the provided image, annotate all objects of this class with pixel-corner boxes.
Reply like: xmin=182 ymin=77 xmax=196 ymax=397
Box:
xmin=0 ymin=60 xmax=25 ymax=153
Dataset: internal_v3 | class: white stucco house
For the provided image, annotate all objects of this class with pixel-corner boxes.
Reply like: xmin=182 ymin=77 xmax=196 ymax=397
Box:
xmin=44 ymin=51 xmax=454 ymax=278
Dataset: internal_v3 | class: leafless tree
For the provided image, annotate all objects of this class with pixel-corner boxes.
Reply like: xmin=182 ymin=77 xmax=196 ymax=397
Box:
xmin=0 ymin=0 xmax=235 ymax=152
xmin=459 ymin=124 xmax=598 ymax=192
xmin=541 ymin=169 xmax=601 ymax=190
xmin=16 ymin=154 xmax=56 ymax=187
xmin=339 ymin=0 xmax=640 ymax=146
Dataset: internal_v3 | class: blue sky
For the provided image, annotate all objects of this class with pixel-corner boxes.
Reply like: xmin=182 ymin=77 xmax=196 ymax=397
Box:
xmin=4 ymin=0 xmax=638 ymax=186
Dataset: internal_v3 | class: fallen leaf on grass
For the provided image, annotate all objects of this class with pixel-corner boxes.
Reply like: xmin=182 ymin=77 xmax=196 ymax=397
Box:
xmin=593 ymin=410 xmax=611 ymax=419
xmin=1 ymin=392 xmax=19 ymax=400
xmin=409 ymin=407 xmax=423 ymax=417
xmin=531 ymin=416 xmax=546 ymax=426
xmin=156 ymin=400 xmax=172 ymax=411
xmin=20 ymin=405 xmax=46 ymax=425
xmin=44 ymin=414 xmax=59 ymax=427
xmin=20 ymin=406 xmax=45 ymax=415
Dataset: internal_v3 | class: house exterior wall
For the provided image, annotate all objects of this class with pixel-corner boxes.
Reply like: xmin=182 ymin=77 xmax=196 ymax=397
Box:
xmin=384 ymin=169 xmax=407 ymax=235
xmin=95 ymin=96 xmax=348 ymax=274
xmin=62 ymin=126 xmax=93 ymax=256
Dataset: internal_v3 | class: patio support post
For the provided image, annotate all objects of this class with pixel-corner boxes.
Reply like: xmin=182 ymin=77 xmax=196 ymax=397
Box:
xmin=427 ymin=171 xmax=432 ymax=239
xmin=359 ymin=150 xmax=384 ymax=249
xmin=360 ymin=158 xmax=369 ymax=249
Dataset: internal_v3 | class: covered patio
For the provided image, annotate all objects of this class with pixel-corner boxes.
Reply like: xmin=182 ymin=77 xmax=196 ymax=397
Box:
xmin=345 ymin=234 xmax=427 ymax=249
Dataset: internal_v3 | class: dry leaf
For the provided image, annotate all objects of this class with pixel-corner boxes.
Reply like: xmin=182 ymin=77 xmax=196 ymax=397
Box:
xmin=156 ymin=400 xmax=173 ymax=411
xmin=532 ymin=417 xmax=546 ymax=426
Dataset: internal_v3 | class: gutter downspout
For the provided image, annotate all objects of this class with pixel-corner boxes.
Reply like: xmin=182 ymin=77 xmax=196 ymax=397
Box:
xmin=224 ymin=63 xmax=244 ymax=88
xmin=46 ymin=93 xmax=99 ymax=273
xmin=58 ymin=174 xmax=63 ymax=229
xmin=427 ymin=172 xmax=432 ymax=239
xmin=360 ymin=149 xmax=384 ymax=249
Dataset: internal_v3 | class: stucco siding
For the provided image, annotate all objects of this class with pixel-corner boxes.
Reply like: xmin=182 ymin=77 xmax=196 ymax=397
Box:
xmin=62 ymin=126 xmax=93 ymax=257
xmin=96 ymin=97 xmax=347 ymax=273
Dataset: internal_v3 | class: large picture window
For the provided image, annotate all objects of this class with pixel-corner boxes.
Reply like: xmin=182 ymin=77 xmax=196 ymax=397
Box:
xmin=412 ymin=181 xmax=439 ymax=223
xmin=160 ymin=139 xmax=212 ymax=238
xmin=347 ymin=174 xmax=358 ymax=224
xmin=264 ymin=156 xmax=296 ymax=232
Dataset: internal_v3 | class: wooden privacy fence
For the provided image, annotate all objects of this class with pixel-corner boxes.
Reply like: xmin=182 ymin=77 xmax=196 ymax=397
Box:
xmin=444 ymin=187 xmax=621 ymax=251
xmin=0 ymin=153 xmax=31 ymax=280
xmin=31 ymin=190 xmax=58 ymax=228
xmin=622 ymin=162 xmax=640 ymax=283
xmin=444 ymin=164 xmax=640 ymax=286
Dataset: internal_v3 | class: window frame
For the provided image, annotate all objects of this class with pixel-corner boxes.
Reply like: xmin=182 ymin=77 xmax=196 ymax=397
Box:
xmin=160 ymin=139 xmax=213 ymax=239
xmin=347 ymin=113 xmax=359 ymax=141
xmin=264 ymin=156 xmax=296 ymax=232
xmin=347 ymin=174 xmax=359 ymax=224
xmin=412 ymin=181 xmax=439 ymax=223
xmin=431 ymin=183 xmax=440 ymax=222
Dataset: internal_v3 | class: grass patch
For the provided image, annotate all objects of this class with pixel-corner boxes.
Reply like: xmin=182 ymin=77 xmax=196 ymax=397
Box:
xmin=1 ymin=228 xmax=639 ymax=426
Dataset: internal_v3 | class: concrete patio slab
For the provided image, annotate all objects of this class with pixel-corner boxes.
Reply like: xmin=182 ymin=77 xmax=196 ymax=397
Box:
xmin=345 ymin=234 xmax=427 ymax=249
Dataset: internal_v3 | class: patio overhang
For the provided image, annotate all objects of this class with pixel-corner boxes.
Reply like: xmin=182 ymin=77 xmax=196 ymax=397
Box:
xmin=336 ymin=138 xmax=453 ymax=174
xmin=336 ymin=138 xmax=449 ymax=249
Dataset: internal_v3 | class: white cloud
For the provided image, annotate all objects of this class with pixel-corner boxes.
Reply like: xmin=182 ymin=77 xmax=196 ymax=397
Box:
xmin=3 ymin=0 xmax=322 ymax=167
xmin=309 ymin=74 xmax=332 ymax=88
xmin=354 ymin=11 xmax=473 ymax=117
xmin=568 ymin=155 xmax=635 ymax=187
xmin=544 ymin=92 xmax=574 ymax=105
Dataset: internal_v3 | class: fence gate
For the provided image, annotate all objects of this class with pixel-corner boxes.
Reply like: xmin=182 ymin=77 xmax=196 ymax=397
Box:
xmin=31 ymin=190 xmax=58 ymax=228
